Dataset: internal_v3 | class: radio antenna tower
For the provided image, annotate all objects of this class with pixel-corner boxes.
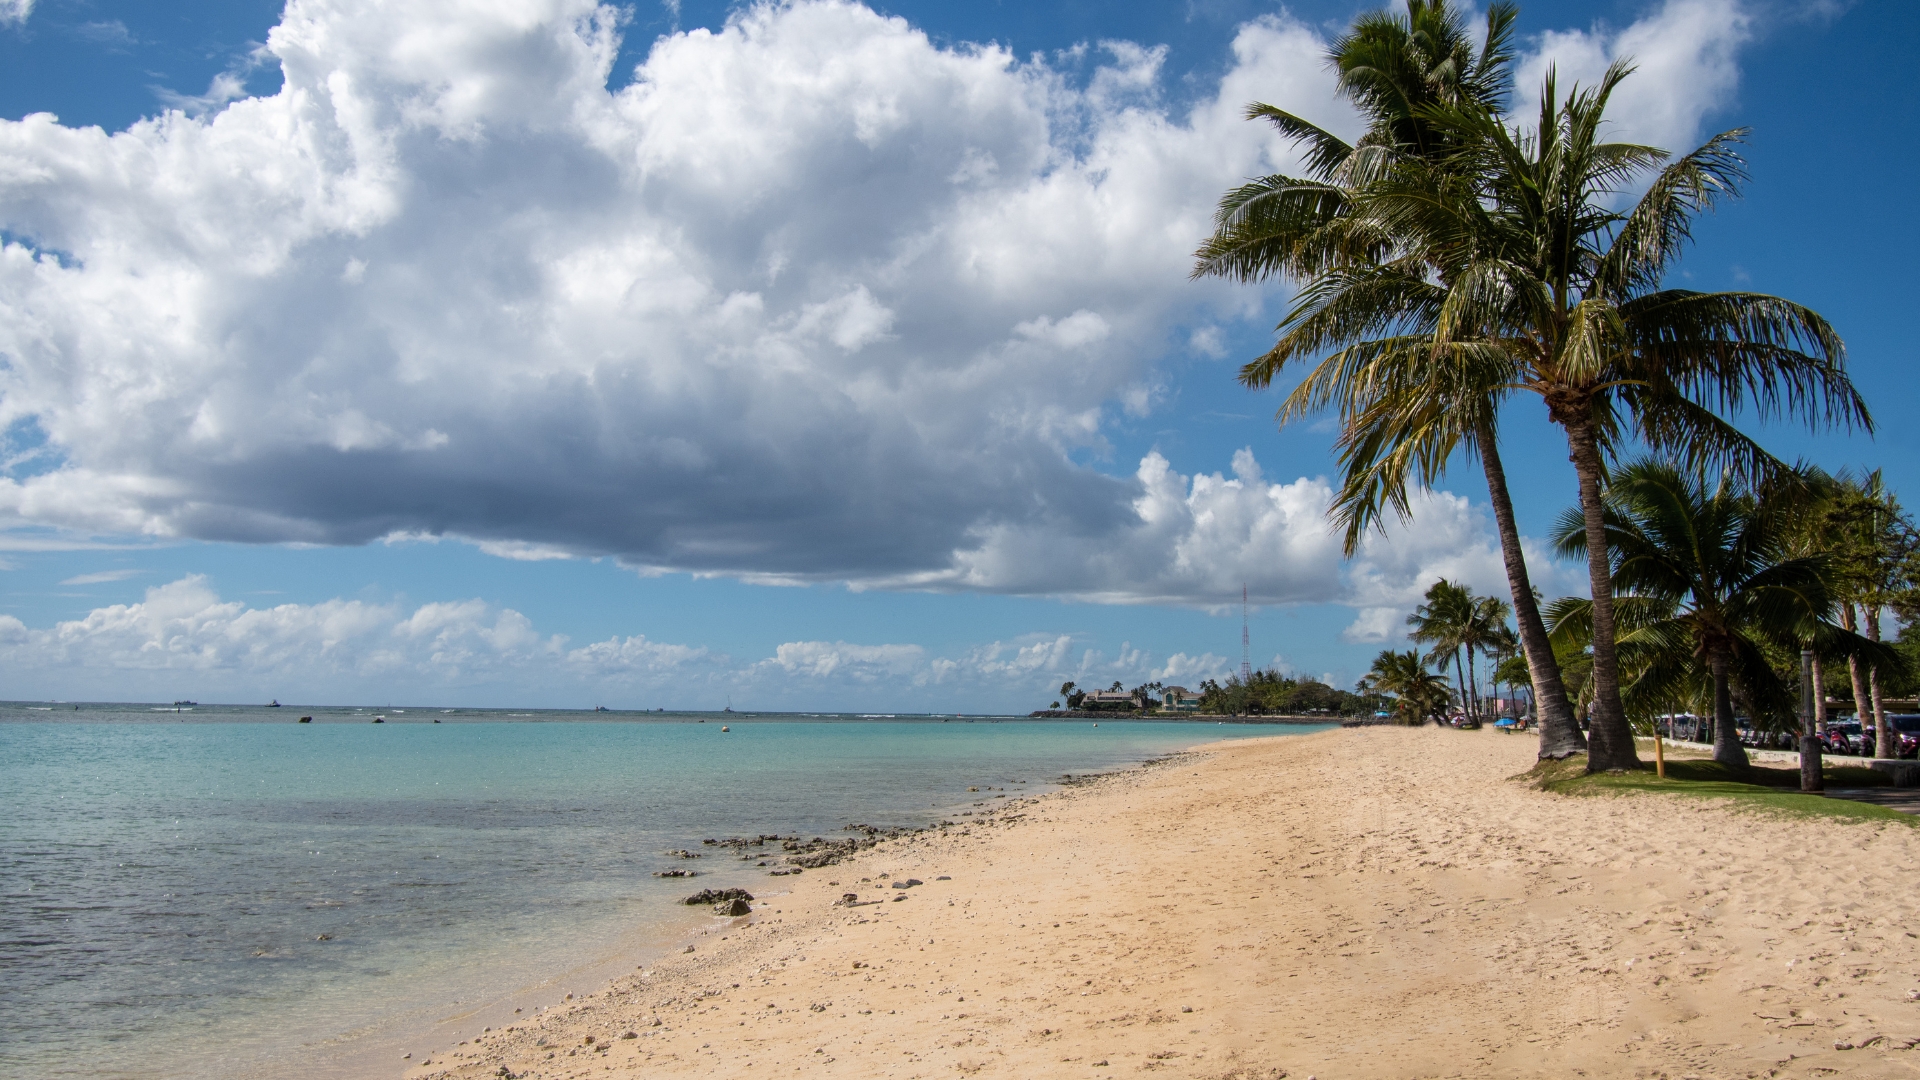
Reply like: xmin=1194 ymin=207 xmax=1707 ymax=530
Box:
xmin=1240 ymin=584 xmax=1252 ymax=682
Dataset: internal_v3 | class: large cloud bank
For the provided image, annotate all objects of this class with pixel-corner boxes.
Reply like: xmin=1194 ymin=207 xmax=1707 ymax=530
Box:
xmin=0 ymin=0 xmax=1755 ymax=609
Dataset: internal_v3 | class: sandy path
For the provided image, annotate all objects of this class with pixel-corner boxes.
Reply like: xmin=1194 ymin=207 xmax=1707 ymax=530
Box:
xmin=412 ymin=726 xmax=1920 ymax=1080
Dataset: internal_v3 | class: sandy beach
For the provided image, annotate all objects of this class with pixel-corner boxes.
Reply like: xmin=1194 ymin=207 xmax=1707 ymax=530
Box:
xmin=411 ymin=726 xmax=1920 ymax=1080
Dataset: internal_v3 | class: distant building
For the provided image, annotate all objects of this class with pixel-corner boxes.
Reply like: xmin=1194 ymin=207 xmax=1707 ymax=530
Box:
xmin=1080 ymin=690 xmax=1137 ymax=711
xmin=1161 ymin=686 xmax=1200 ymax=713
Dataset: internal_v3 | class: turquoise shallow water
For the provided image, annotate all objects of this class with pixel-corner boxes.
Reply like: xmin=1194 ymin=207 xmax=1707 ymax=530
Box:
xmin=0 ymin=704 xmax=1325 ymax=1079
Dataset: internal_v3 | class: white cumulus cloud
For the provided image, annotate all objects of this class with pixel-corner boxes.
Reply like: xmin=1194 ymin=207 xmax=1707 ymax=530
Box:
xmin=0 ymin=576 xmax=1227 ymax=707
xmin=903 ymin=446 xmax=1561 ymax=613
xmin=1516 ymin=0 xmax=1753 ymax=154
xmin=0 ymin=574 xmax=707 ymax=698
xmin=0 ymin=0 xmax=1341 ymax=583
xmin=0 ymin=0 xmax=1750 ymax=613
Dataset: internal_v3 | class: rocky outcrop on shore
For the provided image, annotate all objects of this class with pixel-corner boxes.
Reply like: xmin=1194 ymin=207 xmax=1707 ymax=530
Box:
xmin=677 ymin=887 xmax=752 ymax=906
xmin=697 ymin=823 xmax=928 ymax=873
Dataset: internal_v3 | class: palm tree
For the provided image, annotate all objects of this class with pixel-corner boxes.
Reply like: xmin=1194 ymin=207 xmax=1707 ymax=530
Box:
xmin=1219 ymin=60 xmax=1870 ymax=772
xmin=1361 ymin=648 xmax=1451 ymax=724
xmin=1470 ymin=595 xmax=1518 ymax=719
xmin=1191 ymin=2 xmax=1591 ymax=761
xmin=1773 ymin=469 xmax=1849 ymax=737
xmin=1492 ymin=649 xmax=1531 ymax=719
xmin=1545 ymin=590 xmax=1691 ymax=730
xmin=1551 ymin=460 xmax=1894 ymax=769
xmin=1823 ymin=471 xmax=1919 ymax=756
xmin=1407 ymin=581 xmax=1513 ymax=720
xmin=1406 ymin=578 xmax=1473 ymax=717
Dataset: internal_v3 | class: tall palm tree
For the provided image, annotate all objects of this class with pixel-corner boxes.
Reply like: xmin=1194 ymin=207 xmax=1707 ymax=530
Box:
xmin=1192 ymin=0 xmax=1590 ymax=761
xmin=1772 ymin=468 xmax=1849 ymax=737
xmin=1407 ymin=578 xmax=1474 ymax=718
xmin=1361 ymin=648 xmax=1451 ymax=724
xmin=1222 ymin=64 xmax=1870 ymax=772
xmin=1492 ymin=648 xmax=1531 ymax=719
xmin=1824 ymin=471 xmax=1920 ymax=756
xmin=1551 ymin=460 xmax=1894 ymax=769
xmin=1466 ymin=593 xmax=1517 ymax=720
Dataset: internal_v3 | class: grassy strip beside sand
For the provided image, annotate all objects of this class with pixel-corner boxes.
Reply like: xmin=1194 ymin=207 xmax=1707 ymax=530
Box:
xmin=415 ymin=726 xmax=1920 ymax=1080
xmin=1526 ymin=753 xmax=1918 ymax=825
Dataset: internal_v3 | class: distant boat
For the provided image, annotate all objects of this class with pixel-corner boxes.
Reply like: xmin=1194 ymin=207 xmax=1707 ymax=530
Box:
xmin=266 ymin=700 xmax=282 ymax=708
xmin=594 ymin=705 xmax=611 ymax=712
xmin=173 ymin=700 xmax=197 ymax=707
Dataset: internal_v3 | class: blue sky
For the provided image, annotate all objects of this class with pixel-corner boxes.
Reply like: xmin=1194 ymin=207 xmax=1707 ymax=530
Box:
xmin=0 ymin=0 xmax=1911 ymax=710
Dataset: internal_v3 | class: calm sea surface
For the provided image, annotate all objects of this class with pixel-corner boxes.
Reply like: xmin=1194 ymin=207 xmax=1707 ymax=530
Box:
xmin=0 ymin=703 xmax=1326 ymax=1079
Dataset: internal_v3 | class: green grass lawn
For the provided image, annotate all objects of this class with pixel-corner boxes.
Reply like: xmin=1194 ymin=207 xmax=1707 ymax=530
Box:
xmin=1520 ymin=751 xmax=1915 ymax=825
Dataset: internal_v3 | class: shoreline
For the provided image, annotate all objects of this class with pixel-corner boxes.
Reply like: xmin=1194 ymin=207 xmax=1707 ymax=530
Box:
xmin=414 ymin=725 xmax=1920 ymax=1080
xmin=1024 ymin=711 xmax=1343 ymax=723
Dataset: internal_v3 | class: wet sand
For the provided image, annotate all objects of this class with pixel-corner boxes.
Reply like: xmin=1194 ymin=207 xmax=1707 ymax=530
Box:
xmin=409 ymin=725 xmax=1920 ymax=1079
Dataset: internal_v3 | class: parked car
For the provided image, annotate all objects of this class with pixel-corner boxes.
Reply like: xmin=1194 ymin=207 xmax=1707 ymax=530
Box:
xmin=1887 ymin=715 xmax=1920 ymax=758
xmin=1660 ymin=714 xmax=1709 ymax=742
xmin=1824 ymin=719 xmax=1866 ymax=756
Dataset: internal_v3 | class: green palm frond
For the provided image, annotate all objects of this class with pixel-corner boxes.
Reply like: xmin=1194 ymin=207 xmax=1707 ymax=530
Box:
xmin=1595 ymin=129 xmax=1748 ymax=297
xmin=1244 ymin=103 xmax=1354 ymax=181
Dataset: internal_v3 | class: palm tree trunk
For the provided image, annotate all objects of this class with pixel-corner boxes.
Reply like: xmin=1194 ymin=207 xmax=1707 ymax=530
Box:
xmin=1811 ymin=653 xmax=1828 ymax=733
xmin=1866 ymin=605 xmax=1890 ymax=757
xmin=1478 ymin=427 xmax=1585 ymax=758
xmin=1842 ymin=603 xmax=1870 ymax=749
xmin=1466 ymin=648 xmax=1480 ymax=721
xmin=1563 ymin=419 xmax=1640 ymax=772
xmin=1709 ymin=646 xmax=1748 ymax=769
xmin=1452 ymin=648 xmax=1467 ymax=723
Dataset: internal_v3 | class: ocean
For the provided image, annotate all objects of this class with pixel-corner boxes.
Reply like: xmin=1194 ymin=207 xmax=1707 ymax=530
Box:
xmin=0 ymin=704 xmax=1328 ymax=1079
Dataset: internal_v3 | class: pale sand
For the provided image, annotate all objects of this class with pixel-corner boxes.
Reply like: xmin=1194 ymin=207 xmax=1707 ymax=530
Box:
xmin=411 ymin=726 xmax=1920 ymax=1080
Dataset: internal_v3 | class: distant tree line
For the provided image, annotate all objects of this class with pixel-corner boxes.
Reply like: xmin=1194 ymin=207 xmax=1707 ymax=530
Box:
xmin=1195 ymin=670 xmax=1383 ymax=717
xmin=1050 ymin=674 xmax=1381 ymax=716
